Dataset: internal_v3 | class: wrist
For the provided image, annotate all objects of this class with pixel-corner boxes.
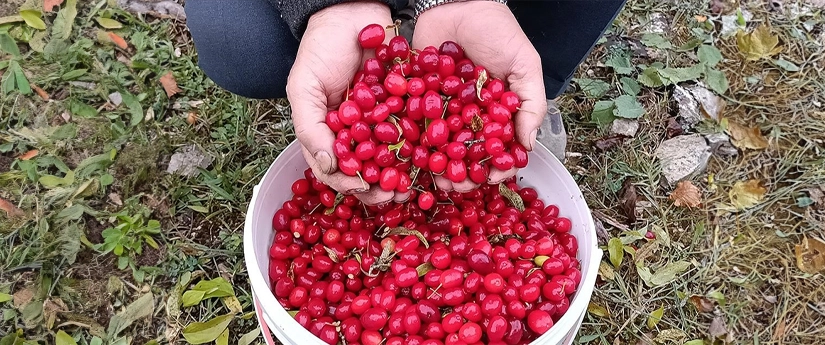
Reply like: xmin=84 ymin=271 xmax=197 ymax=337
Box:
xmin=310 ymin=1 xmax=392 ymax=28
xmin=415 ymin=0 xmax=507 ymax=19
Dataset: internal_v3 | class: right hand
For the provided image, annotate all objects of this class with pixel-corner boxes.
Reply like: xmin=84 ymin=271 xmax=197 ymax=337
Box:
xmin=287 ymin=2 xmax=404 ymax=205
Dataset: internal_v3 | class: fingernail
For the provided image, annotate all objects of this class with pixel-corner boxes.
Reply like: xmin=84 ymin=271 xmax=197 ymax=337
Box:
xmin=314 ymin=151 xmax=334 ymax=174
xmin=528 ymin=129 xmax=537 ymax=151
xmin=345 ymin=188 xmax=369 ymax=194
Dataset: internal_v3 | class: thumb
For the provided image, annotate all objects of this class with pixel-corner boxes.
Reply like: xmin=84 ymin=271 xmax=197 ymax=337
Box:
xmin=507 ymin=52 xmax=547 ymax=152
xmin=288 ymin=80 xmax=337 ymax=175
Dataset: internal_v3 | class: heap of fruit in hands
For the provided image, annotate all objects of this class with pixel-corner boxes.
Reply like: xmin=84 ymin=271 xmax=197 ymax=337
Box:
xmin=268 ymin=23 xmax=581 ymax=345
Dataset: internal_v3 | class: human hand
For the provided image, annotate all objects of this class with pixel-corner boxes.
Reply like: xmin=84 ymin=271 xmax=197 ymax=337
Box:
xmin=413 ymin=1 xmax=547 ymax=192
xmin=288 ymin=2 xmax=407 ymax=205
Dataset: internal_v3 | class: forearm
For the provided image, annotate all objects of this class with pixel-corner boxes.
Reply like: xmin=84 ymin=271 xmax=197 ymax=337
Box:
xmin=270 ymin=0 xmax=408 ymax=38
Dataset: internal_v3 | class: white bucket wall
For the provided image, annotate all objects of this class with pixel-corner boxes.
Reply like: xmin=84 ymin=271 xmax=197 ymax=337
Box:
xmin=244 ymin=140 xmax=601 ymax=345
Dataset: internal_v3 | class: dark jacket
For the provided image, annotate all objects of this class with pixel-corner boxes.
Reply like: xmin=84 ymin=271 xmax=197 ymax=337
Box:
xmin=269 ymin=0 xmax=409 ymax=38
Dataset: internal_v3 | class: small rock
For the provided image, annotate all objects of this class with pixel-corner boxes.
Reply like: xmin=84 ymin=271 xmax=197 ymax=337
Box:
xmin=654 ymin=134 xmax=712 ymax=185
xmin=117 ymin=0 xmax=186 ymax=20
xmin=721 ymin=9 xmax=752 ymax=37
xmin=69 ymin=81 xmax=96 ymax=90
xmin=673 ymin=84 xmax=724 ymax=130
xmin=108 ymin=92 xmax=123 ymax=106
xmin=704 ymin=132 xmax=738 ymax=157
xmin=166 ymin=145 xmax=214 ymax=177
xmin=610 ymin=119 xmax=640 ymax=137
xmin=648 ymin=13 xmax=669 ymax=34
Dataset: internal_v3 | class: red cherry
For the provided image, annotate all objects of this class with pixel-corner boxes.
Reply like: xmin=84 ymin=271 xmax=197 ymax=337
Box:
xmin=384 ymin=73 xmax=408 ymax=97
xmin=446 ymin=160 xmax=467 ymax=183
xmin=511 ymin=142 xmax=529 ymax=168
xmin=379 ymin=167 xmax=400 ymax=191
xmin=426 ymin=119 xmax=449 ymax=147
xmin=325 ymin=110 xmax=344 ymax=132
xmin=338 ymin=153 xmax=362 ymax=176
xmin=439 ymin=41 xmax=465 ymax=61
xmin=358 ymin=24 xmax=385 ymax=49
xmin=338 ymin=100 xmax=362 ymax=126
xmin=428 ymin=152 xmax=448 ymax=174
xmin=527 ymin=310 xmax=554 ymax=334
xmin=388 ymin=36 xmax=411 ymax=60
xmin=363 ymin=58 xmax=386 ymax=79
xmin=500 ymin=91 xmax=521 ymax=112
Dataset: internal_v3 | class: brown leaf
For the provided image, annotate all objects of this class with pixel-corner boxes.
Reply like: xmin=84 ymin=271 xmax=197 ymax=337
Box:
xmin=32 ymin=85 xmax=49 ymax=100
xmin=43 ymin=297 xmax=68 ymax=329
xmin=159 ymin=71 xmax=182 ymax=98
xmin=12 ymin=286 xmax=35 ymax=308
xmin=619 ymin=178 xmax=638 ymax=225
xmin=709 ymin=316 xmax=728 ymax=339
xmin=772 ymin=317 xmax=786 ymax=341
xmin=795 ymin=236 xmax=825 ymax=274
xmin=806 ymin=185 xmax=824 ymax=208
xmin=18 ymin=149 xmax=39 ymax=161
xmin=689 ymin=295 xmax=715 ymax=312
xmin=666 ymin=117 xmax=684 ymax=138
xmin=186 ymin=112 xmax=198 ymax=125
xmin=694 ymin=15 xmax=707 ymax=22
xmin=669 ymin=180 xmax=702 ymax=207
xmin=107 ymin=32 xmax=128 ymax=49
xmin=594 ymin=134 xmax=628 ymax=151
xmin=43 ymin=0 xmax=64 ymax=12
xmin=0 ymin=197 xmax=24 ymax=218
xmin=726 ymin=120 xmax=768 ymax=150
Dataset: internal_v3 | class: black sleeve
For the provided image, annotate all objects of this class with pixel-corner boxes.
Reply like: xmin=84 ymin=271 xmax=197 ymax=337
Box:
xmin=270 ymin=0 xmax=409 ymax=38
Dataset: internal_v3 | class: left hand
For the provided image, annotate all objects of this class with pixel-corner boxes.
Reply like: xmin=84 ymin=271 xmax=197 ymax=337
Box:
xmin=413 ymin=1 xmax=547 ymax=192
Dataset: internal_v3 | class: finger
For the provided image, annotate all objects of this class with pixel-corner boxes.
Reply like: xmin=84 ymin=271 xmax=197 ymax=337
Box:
xmin=301 ymin=146 xmax=367 ymax=194
xmin=354 ymin=185 xmax=395 ymax=206
xmin=288 ymin=69 xmax=338 ymax=175
xmin=507 ymin=49 xmax=547 ymax=151
xmin=434 ymin=175 xmax=454 ymax=191
xmin=487 ymin=167 xmax=517 ymax=185
xmin=393 ymin=191 xmax=412 ymax=203
xmin=452 ymin=179 xmax=480 ymax=193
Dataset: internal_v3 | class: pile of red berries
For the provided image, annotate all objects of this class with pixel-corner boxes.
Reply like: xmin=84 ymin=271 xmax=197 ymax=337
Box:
xmin=327 ymin=23 xmax=528 ymax=193
xmin=270 ymin=167 xmax=581 ymax=345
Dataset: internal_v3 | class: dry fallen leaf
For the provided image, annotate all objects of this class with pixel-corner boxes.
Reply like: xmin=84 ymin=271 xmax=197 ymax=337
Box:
xmin=107 ymin=32 xmax=128 ymax=49
xmin=43 ymin=0 xmax=64 ymax=12
xmin=689 ymin=295 xmax=715 ymax=312
xmin=594 ymin=134 xmax=628 ymax=151
xmin=695 ymin=15 xmax=708 ymax=22
xmin=587 ymin=302 xmax=611 ymax=317
xmin=0 ymin=197 xmax=24 ymax=218
xmin=12 ymin=286 xmax=35 ymax=308
xmin=726 ymin=120 xmax=768 ymax=150
xmin=736 ymin=25 xmax=782 ymax=61
xmin=729 ymin=179 xmax=767 ymax=210
xmin=619 ymin=178 xmax=638 ymax=225
xmin=806 ymin=185 xmax=824 ymax=208
xmin=795 ymin=236 xmax=825 ymax=274
xmin=159 ymin=71 xmax=182 ymax=97
xmin=670 ymin=181 xmax=702 ymax=207
xmin=186 ymin=111 xmax=198 ymax=125
xmin=18 ymin=149 xmax=39 ymax=161
xmin=666 ymin=117 xmax=683 ymax=138
xmin=709 ymin=316 xmax=728 ymax=339
xmin=43 ymin=297 xmax=68 ymax=329
xmin=772 ymin=317 xmax=787 ymax=342
xmin=32 ymin=85 xmax=49 ymax=100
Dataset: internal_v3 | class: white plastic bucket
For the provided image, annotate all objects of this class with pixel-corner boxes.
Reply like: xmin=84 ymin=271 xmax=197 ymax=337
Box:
xmin=244 ymin=140 xmax=602 ymax=345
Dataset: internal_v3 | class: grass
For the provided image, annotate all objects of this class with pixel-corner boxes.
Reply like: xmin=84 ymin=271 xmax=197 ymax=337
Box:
xmin=1 ymin=0 xmax=824 ymax=344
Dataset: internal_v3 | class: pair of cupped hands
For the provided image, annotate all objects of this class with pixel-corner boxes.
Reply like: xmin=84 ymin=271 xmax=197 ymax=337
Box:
xmin=287 ymin=1 xmax=546 ymax=206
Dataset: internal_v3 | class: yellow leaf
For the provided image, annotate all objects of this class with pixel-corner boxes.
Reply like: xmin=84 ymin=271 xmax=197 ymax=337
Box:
xmin=726 ymin=120 xmax=768 ymax=150
xmin=795 ymin=236 xmax=825 ymax=274
xmin=587 ymin=302 xmax=610 ymax=317
xmin=95 ymin=17 xmax=123 ymax=29
xmin=647 ymin=305 xmax=664 ymax=329
xmin=736 ymin=25 xmax=782 ymax=61
xmin=669 ymin=180 xmax=702 ymax=208
xmin=19 ymin=9 xmax=46 ymax=30
xmin=729 ymin=180 xmax=767 ymax=210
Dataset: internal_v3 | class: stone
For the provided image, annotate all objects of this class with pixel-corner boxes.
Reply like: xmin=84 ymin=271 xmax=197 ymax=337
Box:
xmin=166 ymin=145 xmax=214 ymax=177
xmin=610 ymin=118 xmax=640 ymax=137
xmin=117 ymin=0 xmax=186 ymax=20
xmin=673 ymin=84 xmax=724 ymax=130
xmin=654 ymin=134 xmax=712 ymax=185
xmin=648 ymin=13 xmax=669 ymax=34
xmin=704 ymin=132 xmax=738 ymax=157
xmin=108 ymin=92 xmax=122 ymax=106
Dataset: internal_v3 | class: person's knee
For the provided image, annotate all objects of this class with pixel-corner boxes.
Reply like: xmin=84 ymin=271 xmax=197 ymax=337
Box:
xmin=185 ymin=0 xmax=294 ymax=99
